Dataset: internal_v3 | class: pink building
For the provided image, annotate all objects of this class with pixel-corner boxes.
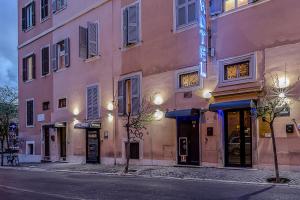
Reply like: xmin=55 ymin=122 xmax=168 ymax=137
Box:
xmin=18 ymin=0 xmax=300 ymax=170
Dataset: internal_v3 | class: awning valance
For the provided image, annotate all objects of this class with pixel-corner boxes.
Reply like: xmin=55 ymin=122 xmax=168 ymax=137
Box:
xmin=74 ymin=122 xmax=101 ymax=129
xmin=209 ymin=100 xmax=255 ymax=112
xmin=165 ymin=108 xmax=201 ymax=119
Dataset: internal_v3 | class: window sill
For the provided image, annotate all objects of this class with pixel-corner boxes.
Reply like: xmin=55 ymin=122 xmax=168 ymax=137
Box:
xmin=26 ymin=125 xmax=35 ymax=128
xmin=54 ymin=68 xmax=68 ymax=73
xmin=175 ymin=85 xmax=203 ymax=93
xmin=41 ymin=73 xmax=51 ymax=78
xmin=121 ymin=42 xmax=142 ymax=51
xmin=40 ymin=16 xmax=50 ymax=24
xmin=53 ymin=6 xmax=67 ymax=15
xmin=23 ymin=26 xmax=35 ymax=33
xmin=218 ymin=78 xmax=256 ymax=87
xmin=174 ymin=23 xmax=198 ymax=34
xmin=84 ymin=55 xmax=101 ymax=63
xmin=24 ymin=79 xmax=34 ymax=84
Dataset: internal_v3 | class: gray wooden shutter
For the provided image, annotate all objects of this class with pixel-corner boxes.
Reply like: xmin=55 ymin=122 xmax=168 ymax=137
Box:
xmin=88 ymin=22 xmax=98 ymax=58
xmin=22 ymin=7 xmax=26 ymax=31
xmin=51 ymin=44 xmax=58 ymax=72
xmin=64 ymin=38 xmax=70 ymax=67
xmin=32 ymin=1 xmax=36 ymax=26
xmin=32 ymin=54 xmax=36 ymax=79
xmin=52 ymin=0 xmax=57 ymax=13
xmin=87 ymin=86 xmax=99 ymax=120
xmin=127 ymin=4 xmax=139 ymax=44
xmin=87 ymin=87 xmax=93 ymax=120
xmin=42 ymin=47 xmax=50 ymax=75
xmin=22 ymin=58 xmax=28 ymax=82
xmin=131 ymin=75 xmax=140 ymax=115
xmin=118 ymin=80 xmax=126 ymax=116
xmin=210 ymin=0 xmax=223 ymax=16
xmin=27 ymin=100 xmax=34 ymax=126
xmin=79 ymin=26 xmax=88 ymax=59
xmin=123 ymin=8 xmax=128 ymax=46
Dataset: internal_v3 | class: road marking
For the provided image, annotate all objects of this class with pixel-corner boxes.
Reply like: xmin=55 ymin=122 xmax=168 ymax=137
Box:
xmin=0 ymin=184 xmax=92 ymax=200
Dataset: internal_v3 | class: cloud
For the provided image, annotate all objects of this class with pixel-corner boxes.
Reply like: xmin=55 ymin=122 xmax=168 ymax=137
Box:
xmin=0 ymin=1 xmax=17 ymax=87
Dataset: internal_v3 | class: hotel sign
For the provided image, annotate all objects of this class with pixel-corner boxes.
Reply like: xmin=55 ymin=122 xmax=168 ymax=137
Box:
xmin=199 ymin=0 xmax=207 ymax=77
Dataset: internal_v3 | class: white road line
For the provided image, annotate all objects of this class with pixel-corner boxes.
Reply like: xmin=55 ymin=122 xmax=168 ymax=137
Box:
xmin=0 ymin=184 xmax=93 ymax=200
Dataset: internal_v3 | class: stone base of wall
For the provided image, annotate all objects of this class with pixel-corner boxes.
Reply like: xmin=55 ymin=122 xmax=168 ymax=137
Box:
xmin=19 ymin=154 xmax=42 ymax=163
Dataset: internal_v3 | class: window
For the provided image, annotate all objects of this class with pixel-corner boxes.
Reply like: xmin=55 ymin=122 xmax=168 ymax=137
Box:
xmin=79 ymin=22 xmax=99 ymax=59
xmin=126 ymin=142 xmax=140 ymax=159
xmin=26 ymin=141 xmax=35 ymax=155
xmin=22 ymin=1 xmax=35 ymax=31
xmin=210 ymin=0 xmax=255 ymax=15
xmin=219 ymin=53 xmax=256 ymax=86
xmin=176 ymin=0 xmax=197 ymax=29
xmin=86 ymin=85 xmax=99 ymax=120
xmin=176 ymin=66 xmax=203 ymax=91
xmin=42 ymin=46 xmax=50 ymax=76
xmin=26 ymin=100 xmax=34 ymax=127
xmin=41 ymin=0 xmax=49 ymax=20
xmin=42 ymin=101 xmax=50 ymax=111
xmin=51 ymin=38 xmax=70 ymax=71
xmin=118 ymin=75 xmax=141 ymax=116
xmin=224 ymin=0 xmax=251 ymax=12
xmin=52 ymin=0 xmax=67 ymax=13
xmin=58 ymin=98 xmax=67 ymax=108
xmin=23 ymin=54 xmax=36 ymax=82
xmin=123 ymin=2 xmax=140 ymax=47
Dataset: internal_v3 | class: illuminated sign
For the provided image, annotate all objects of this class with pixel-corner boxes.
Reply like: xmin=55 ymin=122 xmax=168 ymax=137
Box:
xmin=199 ymin=0 xmax=207 ymax=77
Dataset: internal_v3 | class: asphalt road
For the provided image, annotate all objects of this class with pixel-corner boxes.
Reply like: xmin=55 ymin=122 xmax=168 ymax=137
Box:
xmin=0 ymin=168 xmax=300 ymax=200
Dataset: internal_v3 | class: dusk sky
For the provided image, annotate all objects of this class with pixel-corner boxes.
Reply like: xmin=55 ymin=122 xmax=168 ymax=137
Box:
xmin=0 ymin=1 xmax=17 ymax=87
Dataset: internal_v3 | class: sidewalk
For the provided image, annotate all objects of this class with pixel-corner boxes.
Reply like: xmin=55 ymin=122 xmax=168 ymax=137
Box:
xmin=4 ymin=162 xmax=300 ymax=186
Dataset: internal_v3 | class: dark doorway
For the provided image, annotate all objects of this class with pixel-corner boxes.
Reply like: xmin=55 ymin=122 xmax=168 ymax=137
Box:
xmin=58 ymin=127 xmax=67 ymax=159
xmin=225 ymin=109 xmax=252 ymax=167
xmin=44 ymin=127 xmax=50 ymax=158
xmin=177 ymin=118 xmax=199 ymax=165
xmin=86 ymin=129 xmax=100 ymax=163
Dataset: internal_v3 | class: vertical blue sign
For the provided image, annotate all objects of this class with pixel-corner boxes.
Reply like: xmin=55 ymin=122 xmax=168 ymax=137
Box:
xmin=199 ymin=0 xmax=207 ymax=77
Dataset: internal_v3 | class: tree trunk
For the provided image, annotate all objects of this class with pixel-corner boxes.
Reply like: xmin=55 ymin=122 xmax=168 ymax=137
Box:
xmin=124 ymin=115 xmax=131 ymax=173
xmin=1 ymin=139 xmax=3 ymax=166
xmin=270 ymin=120 xmax=280 ymax=183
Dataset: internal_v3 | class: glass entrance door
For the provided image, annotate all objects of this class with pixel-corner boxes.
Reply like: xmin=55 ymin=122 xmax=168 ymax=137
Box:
xmin=225 ymin=110 xmax=252 ymax=167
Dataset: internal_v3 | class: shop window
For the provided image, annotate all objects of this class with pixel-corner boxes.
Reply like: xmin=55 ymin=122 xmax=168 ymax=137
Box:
xmin=58 ymin=98 xmax=67 ymax=108
xmin=176 ymin=66 xmax=203 ymax=91
xmin=224 ymin=61 xmax=250 ymax=80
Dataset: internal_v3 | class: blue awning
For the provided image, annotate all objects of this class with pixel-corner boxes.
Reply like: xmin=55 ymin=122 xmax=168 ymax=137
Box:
xmin=209 ymin=100 xmax=255 ymax=112
xmin=165 ymin=108 xmax=201 ymax=119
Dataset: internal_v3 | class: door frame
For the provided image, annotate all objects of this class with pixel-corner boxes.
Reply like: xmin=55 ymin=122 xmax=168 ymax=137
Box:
xmin=224 ymin=109 xmax=252 ymax=168
xmin=86 ymin=128 xmax=100 ymax=164
xmin=43 ymin=126 xmax=50 ymax=159
xmin=176 ymin=117 xmax=200 ymax=166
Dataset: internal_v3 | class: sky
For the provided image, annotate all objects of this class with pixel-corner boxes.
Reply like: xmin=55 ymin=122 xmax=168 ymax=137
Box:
xmin=0 ymin=1 xmax=18 ymax=87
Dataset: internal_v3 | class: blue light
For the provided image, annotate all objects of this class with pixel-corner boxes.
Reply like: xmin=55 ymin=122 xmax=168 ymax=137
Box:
xmin=199 ymin=0 xmax=207 ymax=78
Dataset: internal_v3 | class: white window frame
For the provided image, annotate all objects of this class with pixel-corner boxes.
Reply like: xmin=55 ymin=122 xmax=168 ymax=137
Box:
xmin=57 ymin=97 xmax=67 ymax=110
xmin=53 ymin=0 xmax=67 ymax=14
xmin=86 ymin=83 xmax=101 ymax=121
xmin=25 ymin=1 xmax=34 ymax=30
xmin=26 ymin=141 xmax=35 ymax=155
xmin=26 ymin=98 xmax=34 ymax=128
xmin=121 ymin=0 xmax=142 ymax=50
xmin=41 ymin=44 xmax=51 ymax=77
xmin=175 ymin=66 xmax=203 ymax=92
xmin=40 ymin=0 xmax=50 ymax=22
xmin=218 ymin=52 xmax=257 ymax=87
xmin=173 ymin=0 xmax=198 ymax=32
xmin=23 ymin=52 xmax=35 ymax=83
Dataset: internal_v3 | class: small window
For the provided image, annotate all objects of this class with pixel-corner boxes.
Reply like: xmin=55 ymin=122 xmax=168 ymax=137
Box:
xmin=58 ymin=98 xmax=67 ymax=108
xmin=26 ymin=141 xmax=35 ymax=155
xmin=58 ymin=41 xmax=65 ymax=70
xmin=123 ymin=2 xmax=140 ymax=47
xmin=26 ymin=100 xmax=34 ymax=126
xmin=179 ymin=71 xmax=200 ymax=89
xmin=51 ymin=38 xmax=70 ymax=71
xmin=22 ymin=2 xmax=35 ymax=31
xmin=41 ymin=0 xmax=49 ymax=20
xmin=43 ymin=101 xmax=50 ymax=111
xmin=79 ymin=22 xmax=99 ymax=59
xmin=42 ymin=46 xmax=50 ymax=76
xmin=224 ymin=61 xmax=250 ymax=80
xmin=176 ymin=0 xmax=197 ymax=29
xmin=224 ymin=0 xmax=250 ymax=12
xmin=126 ymin=142 xmax=139 ymax=159
xmin=23 ymin=54 xmax=36 ymax=82
xmin=52 ymin=0 xmax=67 ymax=14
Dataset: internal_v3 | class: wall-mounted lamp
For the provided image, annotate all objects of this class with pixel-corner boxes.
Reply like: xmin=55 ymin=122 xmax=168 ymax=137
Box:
xmin=107 ymin=102 xmax=114 ymax=111
xmin=279 ymin=92 xmax=286 ymax=98
xmin=108 ymin=113 xmax=114 ymax=122
xmin=278 ymin=77 xmax=290 ymax=88
xmin=73 ymin=108 xmax=80 ymax=116
xmin=203 ymin=90 xmax=212 ymax=99
xmin=154 ymin=109 xmax=164 ymax=121
xmin=153 ymin=94 xmax=164 ymax=105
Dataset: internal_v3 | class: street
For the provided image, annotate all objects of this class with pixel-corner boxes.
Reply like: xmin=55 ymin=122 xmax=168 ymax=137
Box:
xmin=0 ymin=169 xmax=299 ymax=200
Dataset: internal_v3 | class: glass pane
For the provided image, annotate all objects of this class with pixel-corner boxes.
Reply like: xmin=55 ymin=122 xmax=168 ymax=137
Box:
xmin=188 ymin=3 xmax=196 ymax=23
xmin=179 ymin=71 xmax=199 ymax=88
xmin=178 ymin=0 xmax=186 ymax=6
xmin=178 ymin=7 xmax=186 ymax=26
xmin=227 ymin=111 xmax=241 ymax=166
xmin=237 ymin=0 xmax=248 ymax=7
xmin=244 ymin=110 xmax=251 ymax=166
xmin=224 ymin=64 xmax=238 ymax=80
xmin=238 ymin=61 xmax=250 ymax=77
xmin=224 ymin=0 xmax=235 ymax=11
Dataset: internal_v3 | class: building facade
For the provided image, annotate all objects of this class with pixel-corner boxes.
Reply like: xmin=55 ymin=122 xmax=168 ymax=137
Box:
xmin=18 ymin=0 xmax=300 ymax=170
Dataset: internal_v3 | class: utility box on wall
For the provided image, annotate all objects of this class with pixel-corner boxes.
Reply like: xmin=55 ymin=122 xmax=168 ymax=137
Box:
xmin=286 ymin=124 xmax=294 ymax=134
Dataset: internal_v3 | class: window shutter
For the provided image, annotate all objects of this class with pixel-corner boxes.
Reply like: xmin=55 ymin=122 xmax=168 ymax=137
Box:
xmin=27 ymin=100 xmax=34 ymax=126
xmin=31 ymin=2 xmax=36 ymax=26
xmin=52 ymin=0 xmax=57 ymax=13
xmin=131 ymin=75 xmax=140 ymax=115
xmin=32 ymin=54 xmax=36 ymax=79
xmin=87 ymin=86 xmax=99 ymax=120
xmin=127 ymin=4 xmax=139 ymax=44
xmin=92 ymin=86 xmax=99 ymax=119
xmin=88 ymin=22 xmax=98 ymax=58
xmin=210 ymin=0 xmax=223 ymax=16
xmin=62 ymin=0 xmax=67 ymax=7
xmin=23 ymin=58 xmax=28 ymax=82
xmin=42 ymin=47 xmax=50 ymax=76
xmin=51 ymin=44 xmax=58 ymax=72
xmin=118 ymin=80 xmax=126 ymax=116
xmin=79 ymin=26 xmax=88 ymax=59
xmin=123 ymin=8 xmax=128 ymax=46
xmin=64 ymin=38 xmax=70 ymax=67
xmin=22 ymin=7 xmax=26 ymax=31
xmin=87 ymin=87 xmax=93 ymax=120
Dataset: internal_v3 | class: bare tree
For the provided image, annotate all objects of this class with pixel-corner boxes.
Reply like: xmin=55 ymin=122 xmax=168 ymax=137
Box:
xmin=0 ymin=86 xmax=18 ymax=166
xmin=121 ymin=97 xmax=158 ymax=173
xmin=253 ymin=73 xmax=298 ymax=183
